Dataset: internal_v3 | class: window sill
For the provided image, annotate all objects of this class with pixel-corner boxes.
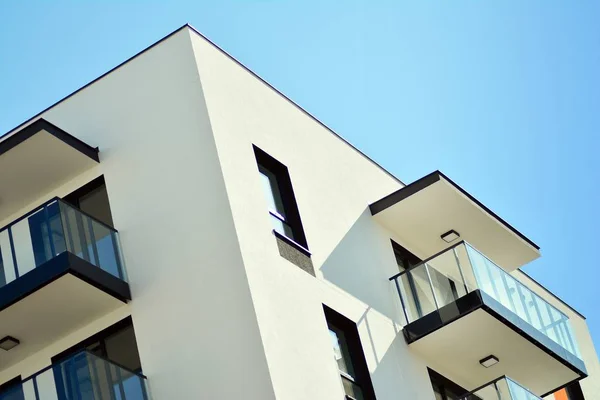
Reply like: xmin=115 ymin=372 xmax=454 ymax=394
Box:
xmin=272 ymin=230 xmax=311 ymax=257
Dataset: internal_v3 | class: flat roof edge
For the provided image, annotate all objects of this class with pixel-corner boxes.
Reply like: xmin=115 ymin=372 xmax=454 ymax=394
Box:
xmin=0 ymin=23 xmax=403 ymax=186
xmin=0 ymin=118 xmax=99 ymax=162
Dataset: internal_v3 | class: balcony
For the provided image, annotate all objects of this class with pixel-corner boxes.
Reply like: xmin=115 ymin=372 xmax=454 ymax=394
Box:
xmin=0 ymin=119 xmax=99 ymax=222
xmin=0 ymin=350 xmax=148 ymax=399
xmin=0 ymin=198 xmax=129 ymax=370
xmin=460 ymin=376 xmax=539 ymax=400
xmin=371 ymin=171 xmax=540 ymax=271
xmin=390 ymin=241 xmax=586 ymax=396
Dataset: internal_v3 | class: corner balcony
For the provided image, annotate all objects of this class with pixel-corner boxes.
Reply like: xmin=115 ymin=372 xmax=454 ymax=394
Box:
xmin=0 ymin=350 xmax=148 ymax=399
xmin=390 ymin=241 xmax=586 ymax=396
xmin=0 ymin=198 xmax=129 ymax=370
xmin=460 ymin=376 xmax=539 ymax=400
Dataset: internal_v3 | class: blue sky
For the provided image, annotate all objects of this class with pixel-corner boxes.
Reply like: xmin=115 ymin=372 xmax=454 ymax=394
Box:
xmin=1 ymin=1 xmax=599 ymax=346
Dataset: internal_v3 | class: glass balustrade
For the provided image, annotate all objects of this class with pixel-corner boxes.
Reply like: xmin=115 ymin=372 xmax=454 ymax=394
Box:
xmin=0 ymin=198 xmax=125 ymax=286
xmin=460 ymin=376 xmax=540 ymax=400
xmin=390 ymin=241 xmax=581 ymax=360
xmin=0 ymin=350 xmax=148 ymax=400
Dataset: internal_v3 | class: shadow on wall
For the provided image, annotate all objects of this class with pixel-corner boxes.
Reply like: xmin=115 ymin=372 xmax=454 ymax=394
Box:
xmin=319 ymin=209 xmax=435 ymax=399
xmin=319 ymin=208 xmax=402 ymax=323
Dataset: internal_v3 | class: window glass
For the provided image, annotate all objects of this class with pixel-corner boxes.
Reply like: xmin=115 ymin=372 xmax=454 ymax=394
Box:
xmin=259 ymin=167 xmax=286 ymax=217
xmin=78 ymin=184 xmax=113 ymax=227
xmin=329 ymin=328 xmax=355 ymax=377
xmin=329 ymin=326 xmax=364 ymax=400
xmin=341 ymin=375 xmax=364 ymax=400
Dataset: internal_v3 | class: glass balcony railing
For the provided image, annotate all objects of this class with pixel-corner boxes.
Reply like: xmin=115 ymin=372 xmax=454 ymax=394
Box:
xmin=390 ymin=241 xmax=581 ymax=360
xmin=0 ymin=197 xmax=125 ymax=286
xmin=0 ymin=351 xmax=148 ymax=399
xmin=460 ymin=376 xmax=540 ymax=400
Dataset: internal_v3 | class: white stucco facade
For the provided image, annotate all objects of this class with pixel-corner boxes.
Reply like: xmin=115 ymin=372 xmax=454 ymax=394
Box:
xmin=0 ymin=25 xmax=596 ymax=400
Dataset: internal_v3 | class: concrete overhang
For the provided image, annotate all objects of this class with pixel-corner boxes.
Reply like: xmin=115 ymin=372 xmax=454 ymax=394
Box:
xmin=370 ymin=171 xmax=540 ymax=271
xmin=0 ymin=252 xmax=129 ymax=372
xmin=0 ymin=119 xmax=99 ymax=222
xmin=405 ymin=290 xmax=586 ymax=397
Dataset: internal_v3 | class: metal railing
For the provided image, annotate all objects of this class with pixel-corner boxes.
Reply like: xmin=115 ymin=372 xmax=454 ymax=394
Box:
xmin=460 ymin=376 xmax=539 ymax=400
xmin=0 ymin=197 xmax=126 ymax=286
xmin=0 ymin=350 xmax=148 ymax=399
xmin=390 ymin=241 xmax=581 ymax=360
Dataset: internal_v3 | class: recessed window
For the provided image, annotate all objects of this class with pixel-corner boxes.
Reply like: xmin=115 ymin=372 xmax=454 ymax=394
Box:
xmin=253 ymin=146 xmax=308 ymax=249
xmin=555 ymin=382 xmax=585 ymax=400
xmin=428 ymin=368 xmax=467 ymax=400
xmin=64 ymin=175 xmax=114 ymax=227
xmin=324 ymin=306 xmax=376 ymax=400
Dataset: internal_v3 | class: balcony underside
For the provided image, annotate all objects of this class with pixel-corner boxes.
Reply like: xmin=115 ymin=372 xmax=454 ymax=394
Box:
xmin=405 ymin=290 xmax=585 ymax=397
xmin=370 ymin=171 xmax=540 ymax=271
xmin=0 ymin=252 xmax=129 ymax=371
xmin=0 ymin=119 xmax=99 ymax=222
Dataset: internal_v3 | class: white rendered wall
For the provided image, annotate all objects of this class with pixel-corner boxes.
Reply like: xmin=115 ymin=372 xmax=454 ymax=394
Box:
xmin=0 ymin=28 xmax=276 ymax=400
xmin=188 ymin=29 xmax=450 ymax=399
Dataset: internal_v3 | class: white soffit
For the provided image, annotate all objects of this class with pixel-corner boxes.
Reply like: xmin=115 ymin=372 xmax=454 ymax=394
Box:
xmin=410 ymin=309 xmax=579 ymax=396
xmin=370 ymin=171 xmax=540 ymax=271
xmin=0 ymin=274 xmax=124 ymax=371
xmin=0 ymin=119 xmax=99 ymax=222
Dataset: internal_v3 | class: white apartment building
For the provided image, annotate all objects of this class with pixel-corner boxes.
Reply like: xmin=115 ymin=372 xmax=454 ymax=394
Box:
xmin=0 ymin=24 xmax=596 ymax=400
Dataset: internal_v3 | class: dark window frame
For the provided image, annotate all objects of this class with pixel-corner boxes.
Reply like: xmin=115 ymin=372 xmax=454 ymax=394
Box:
xmin=391 ymin=240 xmax=425 ymax=319
xmin=253 ymin=145 xmax=308 ymax=249
xmin=323 ymin=305 xmax=376 ymax=400
xmin=63 ymin=175 xmax=114 ymax=228
xmin=565 ymin=381 xmax=585 ymax=400
xmin=428 ymin=368 xmax=469 ymax=400
xmin=51 ymin=316 xmax=137 ymax=370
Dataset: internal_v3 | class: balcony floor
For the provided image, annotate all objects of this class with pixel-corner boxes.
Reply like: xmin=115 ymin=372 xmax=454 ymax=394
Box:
xmin=404 ymin=290 xmax=585 ymax=396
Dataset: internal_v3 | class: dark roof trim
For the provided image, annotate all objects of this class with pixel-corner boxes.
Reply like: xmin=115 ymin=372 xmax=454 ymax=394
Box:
xmin=517 ymin=269 xmax=586 ymax=320
xmin=370 ymin=170 xmax=540 ymax=251
xmin=0 ymin=119 xmax=99 ymax=162
xmin=370 ymin=171 xmax=441 ymax=215
xmin=0 ymin=24 xmax=402 ymax=186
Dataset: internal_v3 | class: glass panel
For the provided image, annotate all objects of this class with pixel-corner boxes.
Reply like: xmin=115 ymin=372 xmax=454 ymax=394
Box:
xmin=2 ymin=351 xmax=151 ymax=400
xmin=78 ymin=184 xmax=114 ymax=227
xmin=408 ymin=265 xmax=437 ymax=320
xmin=426 ymin=249 xmax=468 ymax=309
xmin=391 ymin=242 xmax=582 ymax=360
xmin=60 ymin=202 xmax=91 ymax=263
xmin=259 ymin=167 xmax=286 ymax=217
xmin=92 ymin=221 xmax=121 ymax=279
xmin=341 ymin=375 xmax=364 ymax=400
xmin=507 ymin=378 xmax=540 ymax=400
xmin=464 ymin=243 xmax=581 ymax=359
xmin=58 ymin=200 xmax=126 ymax=282
xmin=329 ymin=328 xmax=355 ymax=377
xmin=0 ymin=247 xmax=6 ymax=288
xmin=461 ymin=377 xmax=540 ymax=400
xmin=269 ymin=214 xmax=295 ymax=241
xmin=396 ymin=271 xmax=421 ymax=324
xmin=27 ymin=209 xmax=53 ymax=268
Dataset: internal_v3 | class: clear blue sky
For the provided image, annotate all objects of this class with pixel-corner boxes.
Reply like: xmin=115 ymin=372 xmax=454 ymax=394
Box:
xmin=1 ymin=1 xmax=599 ymax=346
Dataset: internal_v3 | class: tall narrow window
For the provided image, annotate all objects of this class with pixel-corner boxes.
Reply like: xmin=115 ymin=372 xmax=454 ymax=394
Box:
xmin=324 ymin=306 xmax=376 ymax=400
xmin=253 ymin=146 xmax=308 ymax=249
